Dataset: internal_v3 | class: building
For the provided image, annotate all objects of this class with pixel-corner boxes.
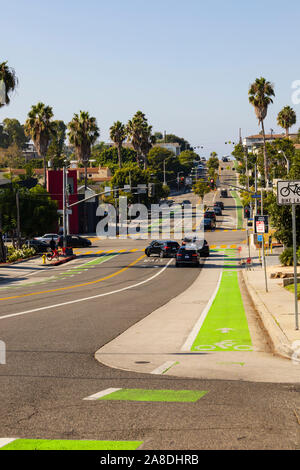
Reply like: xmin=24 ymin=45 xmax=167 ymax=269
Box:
xmin=154 ymin=142 xmax=181 ymax=156
xmin=243 ymin=133 xmax=298 ymax=151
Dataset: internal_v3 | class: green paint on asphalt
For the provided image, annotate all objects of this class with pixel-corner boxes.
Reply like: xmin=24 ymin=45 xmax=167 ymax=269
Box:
xmin=0 ymin=439 xmax=142 ymax=450
xmin=98 ymin=389 xmax=208 ymax=403
xmin=191 ymin=249 xmax=252 ymax=352
xmin=0 ymin=253 xmax=118 ymax=290
xmin=230 ymin=191 xmax=243 ymax=230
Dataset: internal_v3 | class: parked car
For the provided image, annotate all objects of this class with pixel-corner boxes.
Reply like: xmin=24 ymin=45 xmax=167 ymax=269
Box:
xmin=203 ymin=218 xmax=216 ymax=231
xmin=145 ymin=240 xmax=180 ymax=258
xmin=176 ymin=246 xmax=200 ymax=267
xmin=26 ymin=239 xmax=50 ymax=253
xmin=57 ymin=235 xmax=92 ymax=248
xmin=34 ymin=233 xmax=59 ymax=244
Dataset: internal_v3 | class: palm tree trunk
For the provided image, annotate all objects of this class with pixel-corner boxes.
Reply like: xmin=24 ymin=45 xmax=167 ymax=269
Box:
xmin=261 ymin=120 xmax=268 ymax=187
xmin=84 ymin=163 xmax=88 ymax=190
xmin=286 ymin=128 xmax=289 ymax=138
xmin=117 ymin=145 xmax=122 ymax=169
xmin=43 ymin=155 xmax=47 ymax=189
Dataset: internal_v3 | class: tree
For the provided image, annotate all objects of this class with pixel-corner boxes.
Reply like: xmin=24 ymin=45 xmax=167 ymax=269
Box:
xmin=164 ymin=134 xmax=191 ymax=151
xmin=207 ymin=154 xmax=219 ymax=177
xmin=67 ymin=111 xmax=100 ymax=189
xmin=127 ymin=111 xmax=154 ymax=169
xmin=0 ymin=61 xmax=18 ymax=262
xmin=178 ymin=150 xmax=198 ymax=171
xmin=193 ymin=180 xmax=210 ymax=202
xmin=0 ymin=61 xmax=18 ymax=108
xmin=94 ymin=146 xmax=137 ymax=171
xmin=109 ymin=121 xmax=127 ymax=168
xmin=47 ymin=120 xmax=67 ymax=169
xmin=277 ymin=106 xmax=296 ymax=137
xmin=249 ymin=77 xmax=275 ymax=186
xmin=24 ymin=102 xmax=55 ymax=188
xmin=2 ymin=118 xmax=28 ymax=149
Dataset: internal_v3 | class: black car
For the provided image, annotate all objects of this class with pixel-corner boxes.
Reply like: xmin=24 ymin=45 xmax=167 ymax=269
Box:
xmin=58 ymin=235 xmax=92 ymax=248
xmin=176 ymin=246 xmax=200 ymax=267
xmin=199 ymin=239 xmax=210 ymax=257
xmin=220 ymin=189 xmax=228 ymax=198
xmin=145 ymin=240 xmax=180 ymax=258
xmin=203 ymin=218 xmax=216 ymax=231
xmin=26 ymin=239 xmax=50 ymax=253
xmin=214 ymin=201 xmax=224 ymax=210
xmin=181 ymin=199 xmax=191 ymax=207
xmin=204 ymin=210 xmax=216 ymax=221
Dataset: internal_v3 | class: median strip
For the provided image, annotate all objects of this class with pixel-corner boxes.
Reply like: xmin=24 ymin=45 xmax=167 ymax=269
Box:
xmin=84 ymin=388 xmax=208 ymax=403
xmin=0 ymin=438 xmax=143 ymax=451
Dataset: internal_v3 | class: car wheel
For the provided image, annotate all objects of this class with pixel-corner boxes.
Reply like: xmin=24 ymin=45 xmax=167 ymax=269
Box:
xmin=175 ymin=262 xmax=180 ymax=267
xmin=159 ymin=251 xmax=165 ymax=258
xmin=146 ymin=250 xmax=150 ymax=257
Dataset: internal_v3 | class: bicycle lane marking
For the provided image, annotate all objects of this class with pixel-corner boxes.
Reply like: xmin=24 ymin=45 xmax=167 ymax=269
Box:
xmin=187 ymin=249 xmax=253 ymax=352
xmin=0 ymin=257 xmax=173 ymax=321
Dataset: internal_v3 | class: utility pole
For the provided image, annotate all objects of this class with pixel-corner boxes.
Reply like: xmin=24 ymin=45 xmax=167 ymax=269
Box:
xmin=16 ymin=191 xmax=21 ymax=249
xmin=63 ymin=166 xmax=67 ymax=250
xmin=292 ymin=204 xmax=299 ymax=330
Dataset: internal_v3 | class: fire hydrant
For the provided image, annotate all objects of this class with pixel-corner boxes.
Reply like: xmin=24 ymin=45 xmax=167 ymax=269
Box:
xmin=42 ymin=254 xmax=47 ymax=265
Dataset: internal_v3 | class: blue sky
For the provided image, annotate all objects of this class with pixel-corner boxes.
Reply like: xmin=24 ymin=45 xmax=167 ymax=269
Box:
xmin=1 ymin=0 xmax=300 ymax=157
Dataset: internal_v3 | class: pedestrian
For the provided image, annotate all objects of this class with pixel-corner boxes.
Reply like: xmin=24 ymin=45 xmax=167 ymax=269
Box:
xmin=49 ymin=237 xmax=56 ymax=252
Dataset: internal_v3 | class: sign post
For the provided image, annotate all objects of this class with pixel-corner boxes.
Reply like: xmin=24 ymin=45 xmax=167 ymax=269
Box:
xmin=254 ymin=215 xmax=269 ymax=292
xmin=277 ymin=180 xmax=299 ymax=330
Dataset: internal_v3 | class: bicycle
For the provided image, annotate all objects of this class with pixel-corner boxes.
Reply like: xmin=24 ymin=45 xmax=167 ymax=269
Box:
xmin=46 ymin=248 xmax=61 ymax=261
xmin=280 ymin=182 xmax=300 ymax=197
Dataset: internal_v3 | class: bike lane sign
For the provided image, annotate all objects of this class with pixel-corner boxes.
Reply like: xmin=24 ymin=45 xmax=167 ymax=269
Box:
xmin=277 ymin=180 xmax=300 ymax=205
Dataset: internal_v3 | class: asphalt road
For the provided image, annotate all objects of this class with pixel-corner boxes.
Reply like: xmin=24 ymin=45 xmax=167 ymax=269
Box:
xmin=0 ymin=166 xmax=299 ymax=450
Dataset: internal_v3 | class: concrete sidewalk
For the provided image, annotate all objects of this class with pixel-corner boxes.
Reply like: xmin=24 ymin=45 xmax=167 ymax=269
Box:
xmin=241 ymin=245 xmax=300 ymax=361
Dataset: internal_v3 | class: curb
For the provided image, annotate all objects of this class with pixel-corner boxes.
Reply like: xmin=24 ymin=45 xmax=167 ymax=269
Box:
xmin=242 ymin=268 xmax=294 ymax=360
xmin=49 ymin=255 xmax=77 ymax=266
xmin=0 ymin=255 xmax=40 ymax=266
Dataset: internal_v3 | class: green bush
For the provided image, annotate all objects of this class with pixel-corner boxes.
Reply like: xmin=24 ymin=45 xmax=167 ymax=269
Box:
xmin=7 ymin=246 xmax=36 ymax=263
xmin=279 ymin=247 xmax=299 ymax=266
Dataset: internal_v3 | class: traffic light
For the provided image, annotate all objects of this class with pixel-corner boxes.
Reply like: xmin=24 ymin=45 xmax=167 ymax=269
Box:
xmin=210 ymin=178 xmax=214 ymax=189
xmin=148 ymin=183 xmax=155 ymax=197
xmin=244 ymin=206 xmax=250 ymax=219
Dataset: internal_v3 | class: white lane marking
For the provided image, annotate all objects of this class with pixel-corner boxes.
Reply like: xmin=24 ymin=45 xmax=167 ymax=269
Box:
xmin=181 ymin=265 xmax=223 ymax=352
xmin=0 ymin=438 xmax=17 ymax=448
xmin=151 ymin=361 xmax=177 ymax=375
xmin=0 ymin=259 xmax=174 ymax=321
xmin=83 ymin=388 xmax=121 ymax=401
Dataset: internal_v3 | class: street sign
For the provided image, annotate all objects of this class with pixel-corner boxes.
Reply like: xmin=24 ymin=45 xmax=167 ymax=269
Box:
xmin=277 ymin=180 xmax=300 ymax=205
xmin=123 ymin=185 xmax=131 ymax=193
xmin=254 ymin=215 xmax=269 ymax=234
xmin=137 ymin=184 xmax=147 ymax=194
xmin=251 ymin=194 xmax=261 ymax=198
xmin=257 ymin=234 xmax=263 ymax=242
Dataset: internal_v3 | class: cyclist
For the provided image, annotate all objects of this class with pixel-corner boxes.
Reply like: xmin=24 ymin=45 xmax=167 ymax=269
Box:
xmin=49 ymin=236 xmax=56 ymax=252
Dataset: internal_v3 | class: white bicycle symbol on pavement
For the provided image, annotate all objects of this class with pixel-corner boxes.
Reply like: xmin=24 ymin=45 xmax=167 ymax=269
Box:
xmin=194 ymin=340 xmax=252 ymax=351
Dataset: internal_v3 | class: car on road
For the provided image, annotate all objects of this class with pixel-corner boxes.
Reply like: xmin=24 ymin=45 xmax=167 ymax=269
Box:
xmin=26 ymin=239 xmax=50 ymax=253
xmin=214 ymin=201 xmax=224 ymax=210
xmin=203 ymin=217 xmax=216 ymax=231
xmin=220 ymin=189 xmax=228 ymax=198
xmin=34 ymin=233 xmax=60 ymax=244
xmin=176 ymin=246 xmax=201 ymax=267
xmin=181 ymin=199 xmax=191 ymax=207
xmin=213 ymin=205 xmax=222 ymax=216
xmin=182 ymin=236 xmax=210 ymax=257
xmin=145 ymin=240 xmax=180 ymax=258
xmin=57 ymin=235 xmax=92 ymax=248
xmin=204 ymin=210 xmax=216 ymax=221
xmin=222 ymin=157 xmax=229 ymax=162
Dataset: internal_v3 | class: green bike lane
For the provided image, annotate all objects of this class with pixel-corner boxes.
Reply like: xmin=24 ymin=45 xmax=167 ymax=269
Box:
xmin=191 ymin=249 xmax=252 ymax=352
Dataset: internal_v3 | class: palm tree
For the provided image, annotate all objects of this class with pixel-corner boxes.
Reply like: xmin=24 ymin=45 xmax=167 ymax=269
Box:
xmin=0 ymin=61 xmax=18 ymax=108
xmin=249 ymin=77 xmax=275 ymax=186
xmin=277 ymin=106 xmax=296 ymax=137
xmin=67 ymin=111 xmax=99 ymax=189
xmin=0 ymin=61 xmax=18 ymax=263
xmin=127 ymin=111 xmax=154 ymax=169
xmin=109 ymin=121 xmax=126 ymax=168
xmin=24 ymin=102 xmax=55 ymax=188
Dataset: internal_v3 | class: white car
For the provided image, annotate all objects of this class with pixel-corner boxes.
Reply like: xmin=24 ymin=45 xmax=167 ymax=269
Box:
xmin=34 ymin=233 xmax=60 ymax=243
